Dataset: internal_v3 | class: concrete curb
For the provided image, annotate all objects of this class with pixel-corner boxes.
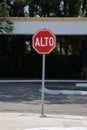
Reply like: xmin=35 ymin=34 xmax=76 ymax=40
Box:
xmin=0 ymin=113 xmax=87 ymax=130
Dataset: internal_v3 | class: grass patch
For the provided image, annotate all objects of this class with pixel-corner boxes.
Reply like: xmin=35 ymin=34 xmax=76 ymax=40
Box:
xmin=46 ymin=86 xmax=87 ymax=91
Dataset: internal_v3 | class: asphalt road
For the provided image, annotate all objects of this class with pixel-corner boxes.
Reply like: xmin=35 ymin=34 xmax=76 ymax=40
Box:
xmin=0 ymin=82 xmax=87 ymax=116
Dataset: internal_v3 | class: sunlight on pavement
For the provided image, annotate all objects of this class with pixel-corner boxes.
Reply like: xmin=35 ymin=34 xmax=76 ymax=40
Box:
xmin=24 ymin=127 xmax=87 ymax=130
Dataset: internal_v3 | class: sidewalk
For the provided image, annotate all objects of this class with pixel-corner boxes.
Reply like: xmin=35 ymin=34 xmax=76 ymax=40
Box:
xmin=0 ymin=113 xmax=87 ymax=130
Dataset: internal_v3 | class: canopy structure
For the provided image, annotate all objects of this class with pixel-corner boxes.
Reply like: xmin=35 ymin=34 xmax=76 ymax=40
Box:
xmin=0 ymin=17 xmax=87 ymax=35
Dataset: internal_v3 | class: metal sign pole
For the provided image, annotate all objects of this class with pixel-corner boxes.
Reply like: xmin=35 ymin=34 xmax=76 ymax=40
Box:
xmin=41 ymin=54 xmax=45 ymax=116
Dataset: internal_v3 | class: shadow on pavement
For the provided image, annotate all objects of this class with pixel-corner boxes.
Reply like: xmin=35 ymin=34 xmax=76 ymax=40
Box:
xmin=0 ymin=83 xmax=87 ymax=104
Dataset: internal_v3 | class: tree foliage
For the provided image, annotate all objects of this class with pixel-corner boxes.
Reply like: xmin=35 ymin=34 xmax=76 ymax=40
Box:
xmin=0 ymin=2 xmax=9 ymax=16
xmin=0 ymin=18 xmax=13 ymax=34
xmin=0 ymin=0 xmax=87 ymax=17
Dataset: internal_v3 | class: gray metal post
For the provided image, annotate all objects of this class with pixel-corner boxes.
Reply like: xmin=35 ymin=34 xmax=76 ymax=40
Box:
xmin=41 ymin=54 xmax=45 ymax=116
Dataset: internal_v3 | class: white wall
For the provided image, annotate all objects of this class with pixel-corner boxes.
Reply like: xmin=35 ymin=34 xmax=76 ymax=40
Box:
xmin=13 ymin=21 xmax=87 ymax=35
xmin=1 ymin=17 xmax=87 ymax=35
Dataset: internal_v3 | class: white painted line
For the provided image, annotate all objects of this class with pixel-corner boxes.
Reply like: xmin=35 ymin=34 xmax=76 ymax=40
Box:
xmin=40 ymin=88 xmax=87 ymax=95
xmin=76 ymin=83 xmax=87 ymax=87
xmin=0 ymin=79 xmax=87 ymax=83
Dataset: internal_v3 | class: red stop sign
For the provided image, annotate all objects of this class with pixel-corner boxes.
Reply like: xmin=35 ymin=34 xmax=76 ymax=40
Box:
xmin=32 ymin=29 xmax=56 ymax=54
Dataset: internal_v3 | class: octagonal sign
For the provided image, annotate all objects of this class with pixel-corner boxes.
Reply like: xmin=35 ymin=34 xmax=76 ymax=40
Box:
xmin=32 ymin=29 xmax=56 ymax=54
